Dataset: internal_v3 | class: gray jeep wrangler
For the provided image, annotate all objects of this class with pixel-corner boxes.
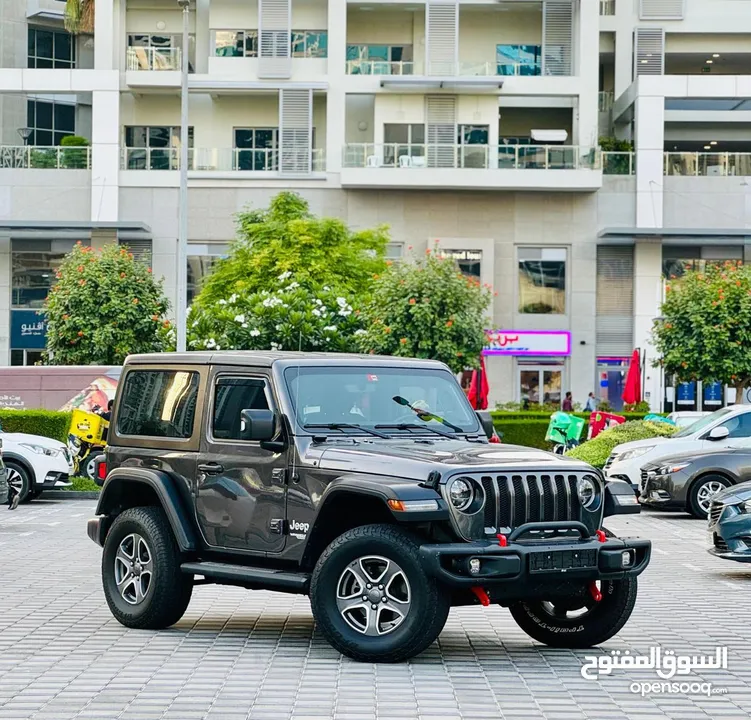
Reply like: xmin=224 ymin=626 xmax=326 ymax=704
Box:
xmin=88 ymin=352 xmax=650 ymax=662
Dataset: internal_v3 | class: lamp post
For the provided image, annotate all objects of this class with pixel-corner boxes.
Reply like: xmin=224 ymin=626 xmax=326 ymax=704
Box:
xmin=176 ymin=0 xmax=190 ymax=353
xmin=17 ymin=127 xmax=32 ymax=146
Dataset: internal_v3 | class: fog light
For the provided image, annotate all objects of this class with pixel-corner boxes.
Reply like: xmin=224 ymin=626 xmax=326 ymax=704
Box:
xmin=621 ymin=551 xmax=633 ymax=568
xmin=469 ymin=558 xmax=481 ymax=575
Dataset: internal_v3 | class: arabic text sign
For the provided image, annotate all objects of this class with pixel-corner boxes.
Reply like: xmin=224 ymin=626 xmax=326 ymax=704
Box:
xmin=11 ymin=310 xmax=47 ymax=350
xmin=483 ymin=330 xmax=571 ymax=357
xmin=581 ymin=646 xmax=727 ymax=681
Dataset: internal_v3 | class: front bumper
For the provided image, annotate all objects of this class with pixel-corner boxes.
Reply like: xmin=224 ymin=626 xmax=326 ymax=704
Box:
xmin=419 ymin=521 xmax=651 ymax=598
xmin=707 ymin=503 xmax=751 ymax=563
xmin=639 ymin=469 xmax=691 ymax=509
xmin=31 ymin=452 xmax=74 ymax=490
xmin=604 ymin=460 xmax=641 ymax=494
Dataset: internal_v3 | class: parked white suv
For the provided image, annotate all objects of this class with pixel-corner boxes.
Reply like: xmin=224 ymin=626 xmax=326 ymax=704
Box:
xmin=604 ymin=406 xmax=751 ymax=493
xmin=1 ymin=431 xmax=74 ymax=502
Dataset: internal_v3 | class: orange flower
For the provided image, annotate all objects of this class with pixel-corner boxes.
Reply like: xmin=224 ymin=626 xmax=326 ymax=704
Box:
xmin=737 ymin=281 xmax=742 ymax=287
xmin=77 ymin=265 xmax=84 ymax=272
xmin=446 ymin=320 xmax=453 ymax=327
xmin=385 ymin=260 xmax=393 ymax=267
xmin=400 ymin=338 xmax=408 ymax=345
xmin=147 ymin=267 xmax=153 ymax=273
xmin=120 ymin=273 xmax=126 ymax=279
xmin=132 ymin=298 xmax=139 ymax=304
xmin=373 ymin=274 xmax=379 ymax=280
xmin=665 ymin=285 xmax=671 ymax=292
xmin=163 ymin=320 xmax=171 ymax=329
xmin=384 ymin=327 xmax=391 ymax=334
xmin=77 ymin=331 xmax=84 ymax=337
xmin=426 ymin=249 xmax=431 ymax=255
xmin=409 ymin=298 xmax=416 ymax=305
xmin=151 ymin=314 xmax=159 ymax=321
xmin=79 ymin=279 xmax=86 ymax=286
xmin=62 ymin=314 xmax=69 ymax=321
xmin=456 ymin=352 xmax=463 ymax=358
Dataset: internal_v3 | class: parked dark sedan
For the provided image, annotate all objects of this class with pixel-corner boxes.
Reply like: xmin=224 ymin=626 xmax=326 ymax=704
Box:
xmin=641 ymin=447 xmax=751 ymax=519
xmin=707 ymin=481 xmax=751 ymax=563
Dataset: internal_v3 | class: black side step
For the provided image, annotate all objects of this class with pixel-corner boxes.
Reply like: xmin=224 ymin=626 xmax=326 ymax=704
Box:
xmin=181 ymin=561 xmax=310 ymax=594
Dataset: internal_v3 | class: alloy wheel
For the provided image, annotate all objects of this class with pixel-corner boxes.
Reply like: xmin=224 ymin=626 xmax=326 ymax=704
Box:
xmin=696 ymin=481 xmax=727 ymax=514
xmin=336 ymin=555 xmax=411 ymax=636
xmin=114 ymin=533 xmax=153 ymax=605
xmin=7 ymin=468 xmax=24 ymax=496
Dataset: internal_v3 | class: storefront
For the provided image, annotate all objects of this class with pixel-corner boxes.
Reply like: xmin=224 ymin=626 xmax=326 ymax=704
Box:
xmin=10 ymin=310 xmax=47 ymax=366
xmin=484 ymin=330 xmax=570 ymax=407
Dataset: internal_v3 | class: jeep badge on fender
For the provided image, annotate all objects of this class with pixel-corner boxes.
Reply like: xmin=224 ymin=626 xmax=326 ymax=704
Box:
xmin=87 ymin=352 xmax=651 ymax=663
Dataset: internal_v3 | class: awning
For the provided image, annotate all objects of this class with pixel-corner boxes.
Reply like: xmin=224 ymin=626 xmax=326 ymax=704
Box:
xmin=0 ymin=220 xmax=152 ymax=241
xmin=598 ymin=227 xmax=751 ymax=246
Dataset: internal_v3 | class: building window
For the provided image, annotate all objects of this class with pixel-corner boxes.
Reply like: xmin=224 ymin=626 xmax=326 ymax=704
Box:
xmin=11 ymin=350 xmax=44 ymax=367
xmin=27 ymin=100 xmax=75 ymax=146
xmin=518 ymin=247 xmax=566 ymax=314
xmin=234 ymin=128 xmax=279 ymax=171
xmin=28 ymin=28 xmax=75 ymax=69
xmin=458 ymin=125 xmax=489 ymax=168
xmin=661 ymin=248 xmax=743 ymax=280
xmin=214 ymin=30 xmax=258 ymax=57
xmin=291 ymin=31 xmax=328 ymax=58
xmin=497 ymin=44 xmax=542 ymax=76
xmin=12 ymin=250 xmax=71 ymax=308
xmin=187 ymin=243 xmax=230 ymax=304
xmin=124 ymin=125 xmax=194 ymax=170
xmin=346 ymin=44 xmax=413 ymax=73
xmin=441 ymin=249 xmax=482 ymax=281
xmin=386 ymin=243 xmax=404 ymax=260
xmin=384 ymin=124 xmax=425 ymax=165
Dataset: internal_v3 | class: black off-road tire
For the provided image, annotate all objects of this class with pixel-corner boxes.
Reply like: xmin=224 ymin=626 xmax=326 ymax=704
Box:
xmin=102 ymin=506 xmax=193 ymax=629
xmin=509 ymin=576 xmax=638 ymax=648
xmin=310 ymin=524 xmax=450 ymax=662
xmin=687 ymin=474 xmax=731 ymax=519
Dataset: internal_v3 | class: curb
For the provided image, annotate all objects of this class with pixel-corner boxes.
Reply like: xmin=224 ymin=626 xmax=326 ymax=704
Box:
xmin=43 ymin=491 xmax=100 ymax=500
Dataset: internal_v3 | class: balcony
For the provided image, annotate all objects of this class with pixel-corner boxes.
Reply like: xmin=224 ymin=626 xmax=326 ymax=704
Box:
xmin=0 ymin=145 xmax=91 ymax=170
xmin=121 ymin=147 xmax=325 ymax=174
xmin=665 ymin=152 xmax=751 ymax=176
xmin=602 ymin=152 xmax=634 ymax=175
xmin=126 ymin=47 xmax=182 ymax=71
xmin=125 ymin=34 xmax=195 ymax=88
xmin=341 ymin=144 xmax=601 ymax=191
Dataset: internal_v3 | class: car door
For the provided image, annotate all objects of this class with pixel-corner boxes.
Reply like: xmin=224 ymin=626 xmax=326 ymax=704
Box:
xmin=195 ymin=370 xmax=288 ymax=554
xmin=705 ymin=411 xmax=751 ymax=449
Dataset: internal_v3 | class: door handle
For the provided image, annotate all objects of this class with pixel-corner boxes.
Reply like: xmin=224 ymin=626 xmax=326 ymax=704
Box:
xmin=198 ymin=463 xmax=224 ymax=475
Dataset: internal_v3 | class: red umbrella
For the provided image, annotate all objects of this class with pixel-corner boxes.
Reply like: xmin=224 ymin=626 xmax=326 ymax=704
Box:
xmin=468 ymin=356 xmax=490 ymax=410
xmin=622 ymin=349 xmax=642 ymax=405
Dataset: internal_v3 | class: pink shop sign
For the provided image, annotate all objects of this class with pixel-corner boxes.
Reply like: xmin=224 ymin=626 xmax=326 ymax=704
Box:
xmin=483 ymin=330 xmax=571 ymax=357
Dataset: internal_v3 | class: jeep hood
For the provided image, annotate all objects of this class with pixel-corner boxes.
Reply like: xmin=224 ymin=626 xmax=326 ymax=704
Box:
xmin=309 ymin=440 xmax=592 ymax=481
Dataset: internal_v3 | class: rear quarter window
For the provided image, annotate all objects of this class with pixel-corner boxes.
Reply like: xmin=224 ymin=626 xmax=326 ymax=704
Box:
xmin=117 ymin=370 xmax=200 ymax=439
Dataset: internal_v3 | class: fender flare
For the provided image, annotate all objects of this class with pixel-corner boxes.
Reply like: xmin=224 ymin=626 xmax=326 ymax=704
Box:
xmin=96 ymin=467 xmax=198 ymax=551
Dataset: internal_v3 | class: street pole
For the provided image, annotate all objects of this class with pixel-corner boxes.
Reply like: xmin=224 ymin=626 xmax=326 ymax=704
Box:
xmin=176 ymin=0 xmax=190 ymax=353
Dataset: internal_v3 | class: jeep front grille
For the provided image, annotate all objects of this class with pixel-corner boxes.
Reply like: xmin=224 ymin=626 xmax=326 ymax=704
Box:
xmin=480 ymin=474 xmax=583 ymax=531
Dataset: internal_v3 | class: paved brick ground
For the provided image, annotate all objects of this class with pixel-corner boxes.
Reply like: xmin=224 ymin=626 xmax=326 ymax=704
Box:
xmin=1 ymin=500 xmax=751 ymax=720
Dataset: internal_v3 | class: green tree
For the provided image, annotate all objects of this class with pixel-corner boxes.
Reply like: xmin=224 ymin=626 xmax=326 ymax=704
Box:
xmin=188 ymin=273 xmax=365 ymax=352
xmin=194 ymin=192 xmax=389 ymax=307
xmin=652 ymin=261 xmax=751 ymax=399
xmin=43 ymin=243 xmax=171 ymax=365
xmin=64 ymin=0 xmax=94 ymax=34
xmin=358 ymin=248 xmax=493 ymax=373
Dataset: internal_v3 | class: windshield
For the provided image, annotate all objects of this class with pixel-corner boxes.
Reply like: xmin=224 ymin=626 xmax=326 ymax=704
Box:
xmin=283 ymin=366 xmax=481 ymax=435
xmin=673 ymin=408 xmax=733 ymax=438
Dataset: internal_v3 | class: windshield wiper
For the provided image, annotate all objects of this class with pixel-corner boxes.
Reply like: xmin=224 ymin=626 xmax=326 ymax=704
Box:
xmin=304 ymin=423 xmax=390 ymax=439
xmin=375 ymin=423 xmax=457 ymax=439
xmin=391 ymin=396 xmax=465 ymax=433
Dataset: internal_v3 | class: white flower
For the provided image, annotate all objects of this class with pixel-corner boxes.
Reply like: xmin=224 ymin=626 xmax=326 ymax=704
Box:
xmin=270 ymin=341 xmax=281 ymax=350
xmin=286 ymin=282 xmax=300 ymax=290
xmin=262 ymin=297 xmax=283 ymax=308
xmin=242 ymin=323 xmax=248 ymax=328
xmin=206 ymin=338 xmax=216 ymax=349
xmin=314 ymin=299 xmax=323 ymax=306
xmin=234 ymin=314 xmax=246 ymax=324
xmin=336 ymin=297 xmax=347 ymax=307
xmin=215 ymin=345 xmax=221 ymax=350
xmin=323 ymin=285 xmax=331 ymax=291
xmin=249 ymin=329 xmax=260 ymax=337
xmin=191 ymin=321 xmax=198 ymax=328
xmin=261 ymin=290 xmax=270 ymax=296
xmin=323 ymin=325 xmax=337 ymax=332
xmin=275 ymin=324 xmax=282 ymax=331
xmin=312 ymin=308 xmax=321 ymax=317
xmin=218 ymin=299 xmax=227 ymax=305
xmin=229 ymin=293 xmax=238 ymax=304
xmin=278 ymin=271 xmax=292 ymax=281
xmin=354 ymin=329 xmax=367 ymax=336
xmin=338 ymin=309 xmax=352 ymax=317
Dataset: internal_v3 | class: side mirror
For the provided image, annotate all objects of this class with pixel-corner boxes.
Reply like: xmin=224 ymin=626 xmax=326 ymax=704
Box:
xmin=707 ymin=425 xmax=730 ymax=441
xmin=475 ymin=410 xmax=495 ymax=440
xmin=240 ymin=409 xmax=276 ymax=442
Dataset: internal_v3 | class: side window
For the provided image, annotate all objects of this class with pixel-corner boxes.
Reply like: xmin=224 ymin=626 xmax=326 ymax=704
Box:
xmin=213 ymin=377 xmax=270 ymax=440
xmin=117 ymin=370 xmax=200 ymax=438
xmin=721 ymin=413 xmax=751 ymax=439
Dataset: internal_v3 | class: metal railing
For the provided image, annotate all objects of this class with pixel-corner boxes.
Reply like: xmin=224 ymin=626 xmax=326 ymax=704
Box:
xmin=126 ymin=46 xmax=182 ymax=71
xmin=598 ymin=91 xmax=614 ymax=112
xmin=664 ymin=152 xmax=751 ymax=177
xmin=602 ymin=151 xmax=634 ymax=175
xmin=0 ymin=145 xmax=91 ymax=169
xmin=600 ymin=0 xmax=615 ymax=15
xmin=346 ymin=59 xmax=414 ymax=75
xmin=343 ymin=144 xmax=598 ymax=170
xmin=122 ymin=147 xmax=325 ymax=172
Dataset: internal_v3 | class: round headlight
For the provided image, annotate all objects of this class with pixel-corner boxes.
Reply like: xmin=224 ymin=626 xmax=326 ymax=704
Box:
xmin=449 ymin=478 xmax=473 ymax=511
xmin=577 ymin=476 xmax=597 ymax=509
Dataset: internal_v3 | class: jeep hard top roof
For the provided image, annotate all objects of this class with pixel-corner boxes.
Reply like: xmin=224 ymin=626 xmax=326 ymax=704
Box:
xmin=124 ymin=351 xmax=449 ymax=371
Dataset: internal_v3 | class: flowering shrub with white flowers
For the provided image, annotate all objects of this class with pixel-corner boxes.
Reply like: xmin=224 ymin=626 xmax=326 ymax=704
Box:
xmin=187 ymin=272 xmax=366 ymax=352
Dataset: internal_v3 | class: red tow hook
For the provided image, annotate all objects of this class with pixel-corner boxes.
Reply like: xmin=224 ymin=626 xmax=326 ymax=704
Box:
xmin=589 ymin=581 xmax=602 ymax=603
xmin=497 ymin=533 xmax=508 ymax=547
xmin=471 ymin=587 xmax=491 ymax=607
xmin=596 ymin=530 xmax=607 ymax=543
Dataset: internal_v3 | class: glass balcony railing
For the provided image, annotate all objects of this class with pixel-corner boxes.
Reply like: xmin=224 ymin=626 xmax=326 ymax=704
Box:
xmin=121 ymin=147 xmax=325 ymax=172
xmin=343 ymin=144 xmax=598 ymax=170
xmin=126 ymin=46 xmax=182 ymax=71
xmin=0 ymin=145 xmax=91 ymax=169
xmin=598 ymin=91 xmax=614 ymax=112
xmin=602 ymin=151 xmax=634 ymax=175
xmin=664 ymin=152 xmax=751 ymax=176
xmin=346 ymin=59 xmax=414 ymax=75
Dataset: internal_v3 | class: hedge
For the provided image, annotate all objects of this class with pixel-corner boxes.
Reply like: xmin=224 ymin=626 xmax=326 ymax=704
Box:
xmin=490 ymin=411 xmax=654 ymax=423
xmin=492 ymin=419 xmax=550 ymax=450
xmin=0 ymin=410 xmax=72 ymax=443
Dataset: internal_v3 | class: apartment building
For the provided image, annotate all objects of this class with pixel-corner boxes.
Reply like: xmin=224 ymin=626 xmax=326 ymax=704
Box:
xmin=0 ymin=0 xmax=748 ymax=412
